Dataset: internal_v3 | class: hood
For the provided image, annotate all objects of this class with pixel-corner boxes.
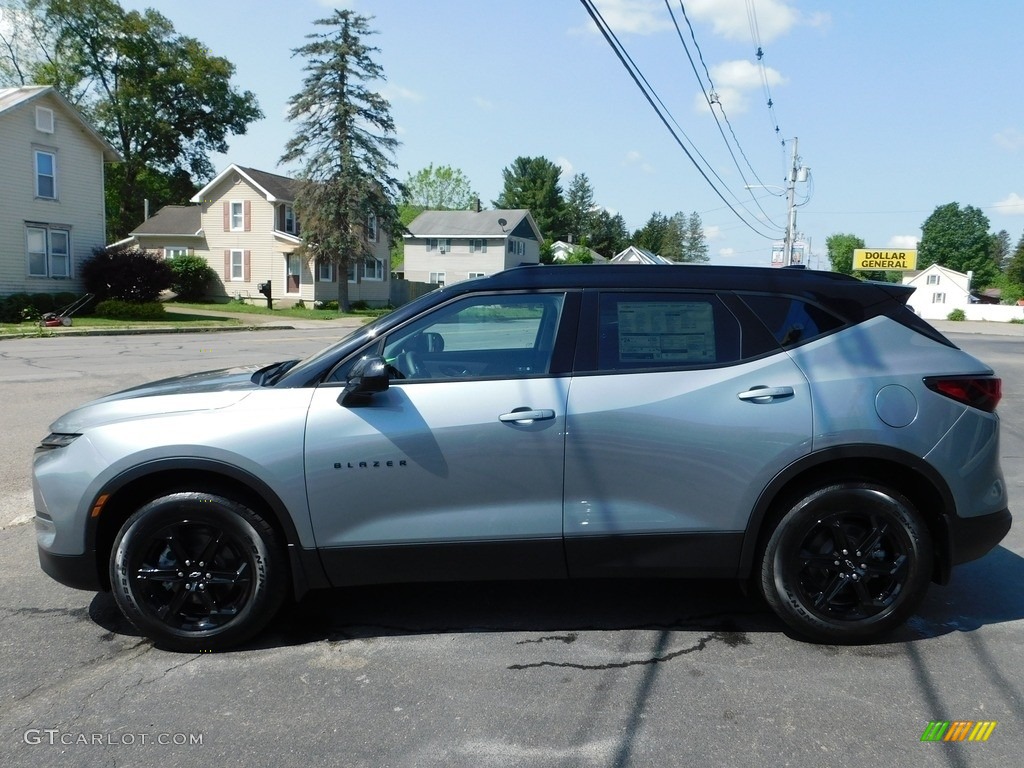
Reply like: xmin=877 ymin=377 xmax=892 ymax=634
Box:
xmin=49 ymin=365 xmax=265 ymax=433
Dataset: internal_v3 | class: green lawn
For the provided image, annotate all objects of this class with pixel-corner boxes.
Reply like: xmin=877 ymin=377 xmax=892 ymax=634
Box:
xmin=169 ymin=300 xmax=390 ymax=321
xmin=0 ymin=313 xmax=241 ymax=336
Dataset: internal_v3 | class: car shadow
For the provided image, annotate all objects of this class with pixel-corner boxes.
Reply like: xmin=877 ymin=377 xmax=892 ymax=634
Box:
xmin=87 ymin=545 xmax=1024 ymax=651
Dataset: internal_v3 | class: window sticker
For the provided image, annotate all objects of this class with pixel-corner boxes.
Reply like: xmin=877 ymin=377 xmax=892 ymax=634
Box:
xmin=617 ymin=302 xmax=715 ymax=362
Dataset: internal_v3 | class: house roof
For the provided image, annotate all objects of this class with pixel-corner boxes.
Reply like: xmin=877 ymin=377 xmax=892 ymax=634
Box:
xmin=550 ymin=240 xmax=608 ymax=262
xmin=610 ymin=246 xmax=674 ymax=265
xmin=405 ymin=209 xmax=542 ymax=241
xmin=190 ymin=163 xmax=299 ymax=204
xmin=130 ymin=205 xmax=202 ymax=237
xmin=0 ymin=85 xmax=121 ymax=162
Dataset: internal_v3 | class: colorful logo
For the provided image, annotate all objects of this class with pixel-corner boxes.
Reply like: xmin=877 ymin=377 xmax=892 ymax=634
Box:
xmin=921 ymin=721 xmax=997 ymax=742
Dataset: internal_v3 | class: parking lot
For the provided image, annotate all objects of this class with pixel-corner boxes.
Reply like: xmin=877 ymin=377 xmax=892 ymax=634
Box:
xmin=1 ymin=326 xmax=1022 ymax=767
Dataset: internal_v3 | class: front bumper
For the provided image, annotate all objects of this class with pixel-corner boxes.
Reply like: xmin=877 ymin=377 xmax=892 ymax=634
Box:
xmin=38 ymin=546 xmax=102 ymax=592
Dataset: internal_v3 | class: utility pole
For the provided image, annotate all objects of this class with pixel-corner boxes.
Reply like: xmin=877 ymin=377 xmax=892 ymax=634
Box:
xmin=784 ymin=137 xmax=799 ymax=267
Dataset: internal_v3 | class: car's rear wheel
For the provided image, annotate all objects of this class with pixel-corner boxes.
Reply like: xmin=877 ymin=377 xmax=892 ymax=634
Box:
xmin=760 ymin=482 xmax=932 ymax=642
xmin=110 ymin=492 xmax=287 ymax=652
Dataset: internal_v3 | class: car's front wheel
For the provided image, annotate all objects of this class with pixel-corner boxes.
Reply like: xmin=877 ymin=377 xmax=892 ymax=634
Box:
xmin=110 ymin=492 xmax=288 ymax=652
xmin=760 ymin=482 xmax=932 ymax=642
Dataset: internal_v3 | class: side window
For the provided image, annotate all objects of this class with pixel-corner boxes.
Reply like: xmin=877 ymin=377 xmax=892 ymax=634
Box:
xmin=379 ymin=293 xmax=565 ymax=381
xmin=739 ymin=294 xmax=845 ymax=348
xmin=597 ymin=293 xmax=739 ymax=371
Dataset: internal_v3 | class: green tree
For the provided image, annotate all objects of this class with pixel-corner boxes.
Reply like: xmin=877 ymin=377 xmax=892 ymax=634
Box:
xmin=826 ymin=233 xmax=865 ymax=275
xmin=682 ymin=211 xmax=710 ymax=263
xmin=990 ymin=229 xmax=1012 ymax=272
xmin=919 ymin=202 xmax=998 ymax=287
xmin=493 ymin=156 xmax=566 ymax=240
xmin=1004 ymin=232 xmax=1024 ymax=288
xmin=633 ymin=212 xmax=670 ymax=255
xmin=403 ymin=164 xmax=477 ymax=210
xmin=2 ymin=0 xmax=262 ymax=240
xmin=564 ymin=173 xmax=596 ymax=245
xmin=588 ymin=209 xmax=629 ymax=258
xmin=281 ymin=9 xmax=402 ymax=312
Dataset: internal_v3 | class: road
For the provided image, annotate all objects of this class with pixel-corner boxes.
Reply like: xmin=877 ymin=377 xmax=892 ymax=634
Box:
xmin=0 ymin=327 xmax=1021 ymax=767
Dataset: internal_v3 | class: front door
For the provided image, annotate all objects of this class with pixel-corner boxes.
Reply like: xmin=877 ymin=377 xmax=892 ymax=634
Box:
xmin=286 ymin=253 xmax=301 ymax=294
xmin=304 ymin=291 xmax=573 ymax=585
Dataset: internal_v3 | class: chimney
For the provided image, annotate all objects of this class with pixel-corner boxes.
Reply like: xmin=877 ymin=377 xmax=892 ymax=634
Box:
xmin=144 ymin=198 xmax=150 ymax=220
xmin=473 ymin=197 xmax=481 ymax=213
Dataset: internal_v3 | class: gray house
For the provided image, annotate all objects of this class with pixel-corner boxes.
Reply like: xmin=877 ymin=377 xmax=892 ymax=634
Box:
xmin=0 ymin=85 xmax=120 ymax=295
xmin=403 ymin=209 xmax=542 ymax=286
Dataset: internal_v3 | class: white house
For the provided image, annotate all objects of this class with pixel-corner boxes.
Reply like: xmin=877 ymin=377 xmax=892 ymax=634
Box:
xmin=0 ymin=85 xmax=121 ymax=296
xmin=903 ymin=264 xmax=1024 ymax=322
xmin=550 ymin=240 xmax=607 ymax=263
xmin=403 ymin=209 xmax=542 ymax=286
xmin=119 ymin=164 xmax=391 ymax=307
xmin=610 ymin=246 xmax=674 ymax=264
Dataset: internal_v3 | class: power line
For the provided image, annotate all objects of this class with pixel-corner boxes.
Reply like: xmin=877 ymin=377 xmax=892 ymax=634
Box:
xmin=579 ymin=0 xmax=780 ymax=240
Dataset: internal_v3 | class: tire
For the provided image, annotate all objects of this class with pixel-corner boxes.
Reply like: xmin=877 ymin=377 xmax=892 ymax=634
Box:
xmin=110 ymin=492 xmax=288 ymax=652
xmin=759 ymin=482 xmax=932 ymax=643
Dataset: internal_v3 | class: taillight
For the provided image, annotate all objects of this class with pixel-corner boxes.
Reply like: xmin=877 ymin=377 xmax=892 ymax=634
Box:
xmin=924 ymin=376 xmax=1002 ymax=412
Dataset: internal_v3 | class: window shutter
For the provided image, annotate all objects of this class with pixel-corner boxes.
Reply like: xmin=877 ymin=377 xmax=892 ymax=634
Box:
xmin=243 ymin=250 xmax=251 ymax=281
xmin=223 ymin=203 xmax=229 ymax=232
xmin=224 ymin=250 xmax=230 ymax=277
xmin=243 ymin=201 xmax=251 ymax=232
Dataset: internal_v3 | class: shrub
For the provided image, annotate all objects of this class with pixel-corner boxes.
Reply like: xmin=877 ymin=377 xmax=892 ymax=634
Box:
xmin=947 ymin=309 xmax=966 ymax=322
xmin=94 ymin=300 xmax=167 ymax=320
xmin=82 ymin=245 xmax=173 ymax=302
xmin=170 ymin=254 xmax=215 ymax=300
xmin=314 ymin=300 xmax=339 ymax=311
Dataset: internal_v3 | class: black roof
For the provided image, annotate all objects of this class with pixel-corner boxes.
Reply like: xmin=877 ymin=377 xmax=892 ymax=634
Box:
xmin=457 ymin=264 xmax=914 ymax=310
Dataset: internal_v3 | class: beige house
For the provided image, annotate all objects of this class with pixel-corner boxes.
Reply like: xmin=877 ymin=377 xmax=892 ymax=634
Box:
xmin=403 ymin=209 xmax=542 ymax=286
xmin=122 ymin=164 xmax=391 ymax=307
xmin=0 ymin=85 xmax=120 ymax=295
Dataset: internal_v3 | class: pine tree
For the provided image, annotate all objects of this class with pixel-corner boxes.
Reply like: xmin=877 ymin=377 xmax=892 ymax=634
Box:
xmin=281 ymin=10 xmax=402 ymax=311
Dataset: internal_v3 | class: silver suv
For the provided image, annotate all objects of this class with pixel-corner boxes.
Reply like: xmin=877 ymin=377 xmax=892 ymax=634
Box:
xmin=34 ymin=265 xmax=1010 ymax=650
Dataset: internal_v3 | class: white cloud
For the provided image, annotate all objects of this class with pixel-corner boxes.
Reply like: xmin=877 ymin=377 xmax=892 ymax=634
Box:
xmin=888 ymin=235 xmax=919 ymax=249
xmin=623 ymin=150 xmax=654 ymax=173
xmin=704 ymin=224 xmax=722 ymax=241
xmin=993 ymin=193 xmax=1024 ymax=216
xmin=717 ymin=246 xmax=736 ymax=259
xmin=698 ymin=60 xmax=785 ymax=114
xmin=475 ymin=97 xmax=495 ymax=111
xmin=556 ymin=157 xmax=574 ymax=178
xmin=382 ymin=85 xmax=423 ymax=103
xmin=685 ymin=0 xmax=800 ymax=43
xmin=994 ymin=128 xmax=1024 ymax=152
xmin=576 ymin=0 xmax=673 ymax=35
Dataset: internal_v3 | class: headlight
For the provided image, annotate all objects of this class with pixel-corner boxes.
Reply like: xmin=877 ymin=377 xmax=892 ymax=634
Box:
xmin=38 ymin=433 xmax=81 ymax=450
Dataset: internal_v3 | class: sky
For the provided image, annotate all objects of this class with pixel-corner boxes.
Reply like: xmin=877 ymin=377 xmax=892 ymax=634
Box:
xmin=115 ymin=0 xmax=1024 ymax=267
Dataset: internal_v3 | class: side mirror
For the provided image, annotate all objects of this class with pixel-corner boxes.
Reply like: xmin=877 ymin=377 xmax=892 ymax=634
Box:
xmin=341 ymin=356 xmax=390 ymax=406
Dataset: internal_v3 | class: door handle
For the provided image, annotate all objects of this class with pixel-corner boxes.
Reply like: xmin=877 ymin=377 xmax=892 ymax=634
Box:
xmin=499 ymin=408 xmax=556 ymax=424
xmin=737 ymin=386 xmax=795 ymax=402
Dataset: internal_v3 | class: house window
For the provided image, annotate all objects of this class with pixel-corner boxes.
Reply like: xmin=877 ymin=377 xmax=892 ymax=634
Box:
xmin=363 ymin=257 xmax=384 ymax=281
xmin=318 ymin=259 xmax=334 ymax=282
xmin=367 ymin=213 xmax=378 ymax=242
xmin=427 ymin=238 xmax=451 ymax=253
xmin=164 ymin=247 xmax=188 ymax=259
xmin=230 ymin=250 xmax=244 ymax=281
xmin=35 ymin=106 xmax=54 ymax=133
xmin=932 ymin=292 xmax=946 ymax=304
xmin=506 ymin=239 xmax=524 ymax=256
xmin=926 ymin=274 xmax=940 ymax=285
xmin=468 ymin=272 xmax=486 ymax=279
xmin=284 ymin=205 xmax=296 ymax=234
xmin=429 ymin=271 xmax=446 ymax=286
xmin=230 ymin=201 xmax=244 ymax=231
xmin=26 ymin=225 xmax=70 ymax=278
xmin=469 ymin=239 xmax=487 ymax=253
xmin=35 ymin=150 xmax=56 ymax=199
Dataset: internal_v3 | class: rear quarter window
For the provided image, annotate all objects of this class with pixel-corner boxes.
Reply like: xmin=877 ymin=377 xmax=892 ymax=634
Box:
xmin=739 ymin=294 xmax=845 ymax=349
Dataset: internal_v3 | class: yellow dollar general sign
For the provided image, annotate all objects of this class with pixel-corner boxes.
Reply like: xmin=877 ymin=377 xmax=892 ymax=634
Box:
xmin=921 ymin=721 xmax=997 ymax=742
xmin=853 ymin=248 xmax=918 ymax=271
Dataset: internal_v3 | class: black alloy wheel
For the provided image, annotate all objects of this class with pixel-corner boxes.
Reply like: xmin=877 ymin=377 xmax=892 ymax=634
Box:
xmin=110 ymin=492 xmax=287 ymax=652
xmin=760 ymin=482 xmax=932 ymax=642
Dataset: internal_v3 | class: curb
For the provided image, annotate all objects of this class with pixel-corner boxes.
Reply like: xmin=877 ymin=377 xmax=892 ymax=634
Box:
xmin=0 ymin=323 xmax=299 ymax=341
